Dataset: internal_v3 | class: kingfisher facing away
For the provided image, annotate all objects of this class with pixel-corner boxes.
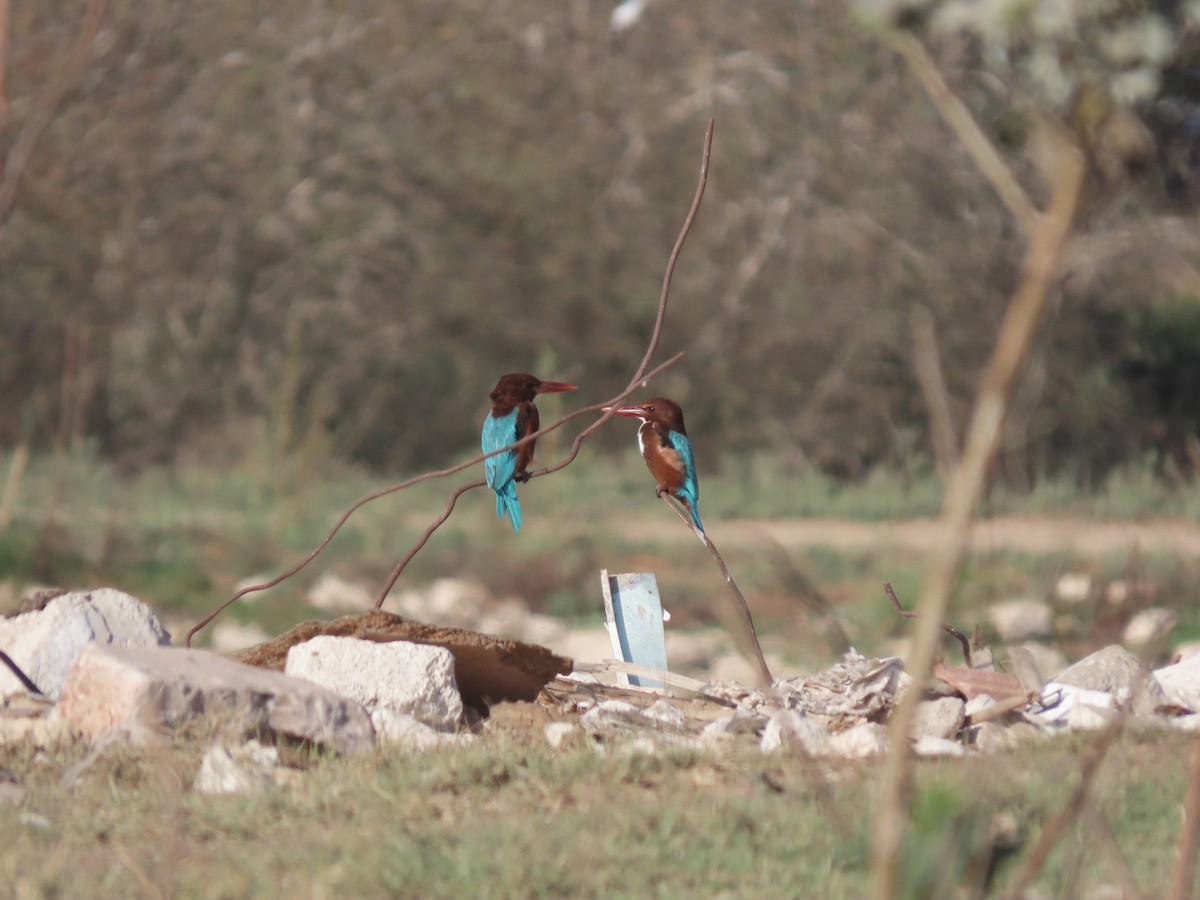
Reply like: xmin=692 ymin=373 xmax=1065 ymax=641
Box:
xmin=482 ymin=373 xmax=577 ymax=534
xmin=607 ymin=397 xmax=704 ymax=532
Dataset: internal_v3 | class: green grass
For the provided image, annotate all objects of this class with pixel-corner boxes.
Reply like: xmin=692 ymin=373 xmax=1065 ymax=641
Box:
xmin=0 ymin=729 xmax=1194 ymax=898
xmin=2 ymin=448 xmax=1200 ymax=666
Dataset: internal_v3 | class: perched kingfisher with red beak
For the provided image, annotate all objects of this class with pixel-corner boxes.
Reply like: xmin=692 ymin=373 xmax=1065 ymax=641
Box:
xmin=607 ymin=397 xmax=704 ymax=532
xmin=482 ymin=373 xmax=577 ymax=534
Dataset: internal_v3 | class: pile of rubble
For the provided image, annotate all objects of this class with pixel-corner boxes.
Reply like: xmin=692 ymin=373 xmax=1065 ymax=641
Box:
xmin=1 ymin=588 xmax=1198 ymax=795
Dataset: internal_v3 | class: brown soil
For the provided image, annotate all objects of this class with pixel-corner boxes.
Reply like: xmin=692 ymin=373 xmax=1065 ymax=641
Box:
xmin=232 ymin=610 xmax=572 ymax=709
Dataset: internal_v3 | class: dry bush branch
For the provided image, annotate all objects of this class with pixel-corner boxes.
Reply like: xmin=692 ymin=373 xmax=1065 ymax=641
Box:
xmin=883 ymin=581 xmax=971 ymax=666
xmin=1001 ymin=727 xmax=1122 ymax=900
xmin=0 ymin=0 xmax=109 ymax=234
xmin=1170 ymin=731 xmax=1200 ymax=900
xmin=186 ymin=118 xmax=715 ymax=647
xmin=870 ymin=127 xmax=1086 ymax=899
xmin=889 ymin=32 xmax=1037 ymax=235
xmin=659 ymin=494 xmax=772 ymax=688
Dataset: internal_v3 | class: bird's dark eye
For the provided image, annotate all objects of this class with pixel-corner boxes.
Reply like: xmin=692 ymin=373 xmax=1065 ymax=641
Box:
xmin=645 ymin=405 xmax=654 ymax=412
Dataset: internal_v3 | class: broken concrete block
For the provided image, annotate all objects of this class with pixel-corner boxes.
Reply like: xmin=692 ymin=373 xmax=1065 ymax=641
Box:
xmin=234 ymin=610 xmax=572 ymax=707
xmin=285 ymin=636 xmax=463 ymax=731
xmin=1156 ymin=653 xmax=1200 ymax=713
xmin=1053 ymin=645 xmax=1166 ymax=715
xmin=912 ymin=697 xmax=965 ymax=741
xmin=0 ymin=589 xmax=170 ymax=699
xmin=57 ymin=643 xmax=374 ymax=754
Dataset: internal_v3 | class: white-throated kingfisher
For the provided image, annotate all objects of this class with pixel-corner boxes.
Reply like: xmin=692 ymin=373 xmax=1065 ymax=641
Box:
xmin=482 ymin=373 xmax=577 ymax=534
xmin=607 ymin=396 xmax=704 ymax=532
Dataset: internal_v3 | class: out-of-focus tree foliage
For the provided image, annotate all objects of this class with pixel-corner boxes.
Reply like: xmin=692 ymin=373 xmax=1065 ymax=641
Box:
xmin=1 ymin=0 xmax=1198 ymax=485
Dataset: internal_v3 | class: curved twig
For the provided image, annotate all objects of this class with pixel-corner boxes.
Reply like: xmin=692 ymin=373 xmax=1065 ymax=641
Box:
xmin=187 ymin=118 xmax=715 ymax=645
xmin=659 ymin=494 xmax=772 ymax=688
xmin=883 ymin=581 xmax=971 ymax=667
xmin=372 ymin=351 xmax=688 ymax=608
xmin=373 ymin=117 xmax=714 ymax=607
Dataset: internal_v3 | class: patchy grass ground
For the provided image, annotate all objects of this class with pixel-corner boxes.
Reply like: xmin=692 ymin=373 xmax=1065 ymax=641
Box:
xmin=0 ymin=724 xmax=1194 ymax=898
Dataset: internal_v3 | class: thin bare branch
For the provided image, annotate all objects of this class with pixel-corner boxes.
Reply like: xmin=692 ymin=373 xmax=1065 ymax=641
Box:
xmin=889 ymin=32 xmax=1037 ymax=235
xmin=1002 ymin=728 xmax=1122 ymax=900
xmin=909 ymin=307 xmax=959 ymax=480
xmin=370 ymin=351 xmax=687 ymax=609
xmin=883 ymin=581 xmax=971 ymax=667
xmin=188 ymin=118 xmax=715 ymax=645
xmin=0 ymin=0 xmax=109 ymax=234
xmin=0 ymin=650 xmax=42 ymax=695
xmin=659 ymin=494 xmax=772 ymax=688
xmin=870 ymin=128 xmax=1085 ymax=899
xmin=1169 ymin=731 xmax=1200 ymax=900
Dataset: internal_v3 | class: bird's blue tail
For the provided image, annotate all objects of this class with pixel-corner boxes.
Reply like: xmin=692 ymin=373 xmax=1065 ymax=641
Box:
xmin=495 ymin=482 xmax=522 ymax=534
xmin=685 ymin=499 xmax=704 ymax=533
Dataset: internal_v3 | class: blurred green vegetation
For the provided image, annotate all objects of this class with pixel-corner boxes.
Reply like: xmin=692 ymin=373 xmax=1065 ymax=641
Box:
xmin=0 ymin=1 xmax=1198 ymax=493
xmin=3 ymin=449 xmax=1200 ymax=666
xmin=0 ymin=726 xmax=1194 ymax=897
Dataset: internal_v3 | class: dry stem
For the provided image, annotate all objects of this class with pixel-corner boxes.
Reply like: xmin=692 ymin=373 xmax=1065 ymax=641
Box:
xmin=186 ymin=118 xmax=715 ymax=646
xmin=659 ymin=494 xmax=772 ymax=688
xmin=870 ymin=127 xmax=1085 ymax=898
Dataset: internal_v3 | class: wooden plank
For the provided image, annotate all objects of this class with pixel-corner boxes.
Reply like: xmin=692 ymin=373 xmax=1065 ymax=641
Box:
xmin=600 ymin=570 xmax=668 ymax=690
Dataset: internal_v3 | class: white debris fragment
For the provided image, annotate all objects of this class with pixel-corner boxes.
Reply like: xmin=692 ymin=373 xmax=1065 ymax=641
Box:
xmin=544 ymin=722 xmax=578 ymax=750
xmin=641 ymin=699 xmax=687 ymax=731
xmin=195 ymin=740 xmax=296 ymax=795
xmin=913 ymin=736 xmax=966 ymax=758
xmin=760 ymin=709 xmax=827 ymax=755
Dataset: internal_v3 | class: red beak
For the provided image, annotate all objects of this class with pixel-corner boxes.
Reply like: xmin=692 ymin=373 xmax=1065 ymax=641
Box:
xmin=536 ymin=381 xmax=577 ymax=394
xmin=603 ymin=404 xmax=643 ymax=417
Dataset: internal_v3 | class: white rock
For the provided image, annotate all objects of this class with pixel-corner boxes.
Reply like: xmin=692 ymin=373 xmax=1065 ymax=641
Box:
xmin=385 ymin=578 xmax=492 ymax=626
xmin=285 ymin=636 xmax=462 ymax=732
xmin=195 ymin=740 xmax=294 ymax=794
xmin=641 ymin=699 xmax=686 ymax=730
xmin=544 ymin=722 xmax=577 ymax=749
xmin=988 ymin=599 xmax=1053 ymax=642
xmin=760 ymin=709 xmax=827 ymax=754
xmin=1053 ymin=645 xmax=1166 ymax=715
xmin=57 ymin=643 xmax=375 ymax=754
xmin=1155 ymin=653 xmax=1200 ymax=712
xmin=1032 ymin=682 xmax=1117 ymax=727
xmin=912 ymin=698 xmax=965 ymax=740
xmin=1123 ymin=608 xmax=1178 ymax=646
xmin=372 ymin=709 xmax=469 ymax=751
xmin=824 ymin=722 xmax=888 ymax=758
xmin=964 ymin=695 xmax=997 ymax=719
xmin=208 ymin=621 xmax=271 ymax=653
xmin=914 ymin=736 xmax=966 ymax=757
xmin=307 ymin=573 xmax=374 ymax=612
xmin=1054 ymin=573 xmax=1092 ymax=603
xmin=0 ymin=589 xmax=170 ymax=699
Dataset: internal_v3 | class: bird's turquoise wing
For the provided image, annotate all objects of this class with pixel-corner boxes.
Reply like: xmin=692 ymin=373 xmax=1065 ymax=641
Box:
xmin=483 ymin=409 xmax=522 ymax=532
xmin=668 ymin=429 xmax=704 ymax=531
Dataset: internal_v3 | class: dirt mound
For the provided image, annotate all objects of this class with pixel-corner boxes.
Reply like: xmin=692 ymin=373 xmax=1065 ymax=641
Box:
xmin=231 ymin=610 xmax=573 ymax=708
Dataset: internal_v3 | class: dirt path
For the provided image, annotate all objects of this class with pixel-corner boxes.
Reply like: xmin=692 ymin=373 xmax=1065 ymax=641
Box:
xmin=712 ymin=515 xmax=1200 ymax=557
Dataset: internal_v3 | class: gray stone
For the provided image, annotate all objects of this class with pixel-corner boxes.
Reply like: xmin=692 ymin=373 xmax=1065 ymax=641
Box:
xmin=0 ymin=589 xmax=170 ymax=699
xmin=1054 ymin=645 xmax=1166 ymax=715
xmin=913 ymin=736 xmax=965 ymax=757
xmin=1123 ymin=608 xmax=1178 ymax=647
xmin=285 ymin=636 xmax=463 ymax=731
xmin=912 ymin=697 xmax=965 ymax=740
xmin=57 ymin=643 xmax=375 ymax=754
xmin=371 ymin=709 xmax=472 ymax=751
